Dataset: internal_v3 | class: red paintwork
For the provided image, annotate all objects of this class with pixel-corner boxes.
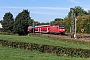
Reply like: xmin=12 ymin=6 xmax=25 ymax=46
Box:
xmin=28 ymin=25 xmax=65 ymax=34
xmin=49 ymin=26 xmax=60 ymax=33
xmin=41 ymin=25 xmax=50 ymax=33
xmin=34 ymin=26 xmax=42 ymax=32
xmin=28 ymin=27 xmax=32 ymax=31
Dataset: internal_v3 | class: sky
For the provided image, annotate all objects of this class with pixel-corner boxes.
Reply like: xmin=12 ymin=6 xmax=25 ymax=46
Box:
xmin=0 ymin=0 xmax=90 ymax=22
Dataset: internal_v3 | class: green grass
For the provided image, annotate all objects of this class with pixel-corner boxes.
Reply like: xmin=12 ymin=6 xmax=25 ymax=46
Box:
xmin=0 ymin=34 xmax=90 ymax=49
xmin=0 ymin=46 xmax=89 ymax=60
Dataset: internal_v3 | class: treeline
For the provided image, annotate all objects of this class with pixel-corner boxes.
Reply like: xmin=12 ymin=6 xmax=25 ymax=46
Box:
xmin=50 ymin=6 xmax=90 ymax=33
xmin=0 ymin=6 xmax=90 ymax=35
xmin=1 ymin=10 xmax=33 ymax=35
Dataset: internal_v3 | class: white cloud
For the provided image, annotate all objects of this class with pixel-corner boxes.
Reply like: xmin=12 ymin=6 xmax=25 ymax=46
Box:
xmin=0 ymin=6 xmax=69 ymax=16
xmin=84 ymin=8 xmax=90 ymax=11
xmin=31 ymin=11 xmax=66 ymax=15
xmin=0 ymin=6 xmax=69 ymax=10
xmin=0 ymin=23 xmax=2 ymax=28
xmin=0 ymin=6 xmax=69 ymax=22
xmin=69 ymin=0 xmax=81 ymax=3
xmin=30 ymin=7 xmax=69 ymax=10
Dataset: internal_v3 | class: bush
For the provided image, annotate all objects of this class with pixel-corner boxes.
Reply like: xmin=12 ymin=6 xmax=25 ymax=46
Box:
xmin=0 ymin=39 xmax=90 ymax=58
xmin=0 ymin=32 xmax=14 ymax=35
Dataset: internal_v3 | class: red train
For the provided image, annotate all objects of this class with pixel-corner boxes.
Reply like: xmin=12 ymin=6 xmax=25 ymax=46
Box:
xmin=28 ymin=25 xmax=65 ymax=35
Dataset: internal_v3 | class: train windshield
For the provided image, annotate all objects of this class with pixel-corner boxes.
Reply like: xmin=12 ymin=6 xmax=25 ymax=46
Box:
xmin=59 ymin=25 xmax=65 ymax=29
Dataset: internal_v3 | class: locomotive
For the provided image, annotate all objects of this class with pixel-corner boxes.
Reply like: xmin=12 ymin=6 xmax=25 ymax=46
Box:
xmin=28 ymin=25 xmax=65 ymax=35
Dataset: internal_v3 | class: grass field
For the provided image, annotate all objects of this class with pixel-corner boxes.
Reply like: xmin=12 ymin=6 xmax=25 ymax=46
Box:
xmin=0 ymin=46 xmax=89 ymax=60
xmin=0 ymin=34 xmax=90 ymax=49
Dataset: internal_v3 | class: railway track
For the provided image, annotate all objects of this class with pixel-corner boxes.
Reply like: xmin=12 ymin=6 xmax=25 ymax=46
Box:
xmin=39 ymin=33 xmax=90 ymax=41
xmin=30 ymin=33 xmax=90 ymax=41
xmin=76 ymin=35 xmax=90 ymax=40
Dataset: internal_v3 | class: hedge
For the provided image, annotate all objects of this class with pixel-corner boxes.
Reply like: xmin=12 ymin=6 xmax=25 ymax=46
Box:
xmin=0 ymin=40 xmax=90 ymax=58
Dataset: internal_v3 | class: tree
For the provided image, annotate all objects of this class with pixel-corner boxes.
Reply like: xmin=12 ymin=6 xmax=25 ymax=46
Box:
xmin=68 ymin=6 xmax=86 ymax=18
xmin=0 ymin=20 xmax=2 ymax=23
xmin=28 ymin=18 xmax=33 ymax=26
xmin=1 ymin=12 xmax=14 ymax=32
xmin=14 ymin=10 xmax=30 ymax=35
xmin=87 ymin=10 xmax=90 ymax=15
xmin=66 ymin=6 xmax=89 ymax=33
xmin=76 ymin=15 xmax=90 ymax=33
xmin=39 ymin=22 xmax=49 ymax=25
xmin=50 ymin=18 xmax=63 ymax=25
xmin=34 ymin=21 xmax=40 ymax=26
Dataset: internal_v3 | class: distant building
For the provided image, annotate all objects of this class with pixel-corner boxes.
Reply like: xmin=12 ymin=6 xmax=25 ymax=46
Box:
xmin=0 ymin=23 xmax=2 ymax=28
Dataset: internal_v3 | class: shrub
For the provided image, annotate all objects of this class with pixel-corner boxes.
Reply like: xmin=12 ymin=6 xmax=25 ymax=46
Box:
xmin=0 ymin=39 xmax=90 ymax=58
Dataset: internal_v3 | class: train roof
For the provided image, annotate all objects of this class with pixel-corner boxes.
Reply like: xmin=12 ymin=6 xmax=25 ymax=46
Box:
xmin=28 ymin=26 xmax=42 ymax=28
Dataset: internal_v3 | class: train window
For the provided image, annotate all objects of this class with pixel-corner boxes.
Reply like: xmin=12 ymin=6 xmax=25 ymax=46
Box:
xmin=59 ymin=25 xmax=65 ymax=29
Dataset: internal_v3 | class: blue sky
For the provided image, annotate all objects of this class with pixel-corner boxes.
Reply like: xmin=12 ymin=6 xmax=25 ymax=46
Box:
xmin=0 ymin=0 xmax=90 ymax=22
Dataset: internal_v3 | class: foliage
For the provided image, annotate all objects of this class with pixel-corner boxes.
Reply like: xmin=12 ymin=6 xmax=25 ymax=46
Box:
xmin=0 ymin=32 xmax=14 ymax=35
xmin=1 ymin=12 xmax=14 ymax=32
xmin=0 ymin=34 xmax=90 ymax=49
xmin=0 ymin=20 xmax=2 ymax=23
xmin=67 ymin=6 xmax=90 ymax=33
xmin=50 ymin=6 xmax=90 ymax=33
xmin=39 ymin=22 xmax=49 ymax=25
xmin=68 ymin=6 xmax=86 ymax=17
xmin=0 ymin=6 xmax=90 ymax=34
xmin=76 ymin=15 xmax=90 ymax=33
xmin=0 ymin=39 xmax=90 ymax=58
xmin=50 ymin=18 xmax=63 ymax=25
xmin=14 ymin=10 xmax=30 ymax=35
xmin=0 ymin=46 xmax=88 ymax=60
xmin=28 ymin=18 xmax=34 ymax=26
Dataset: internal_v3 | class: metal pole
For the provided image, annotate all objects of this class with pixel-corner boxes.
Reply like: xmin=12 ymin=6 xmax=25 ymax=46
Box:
xmin=74 ymin=17 xmax=77 ymax=38
xmin=71 ymin=8 xmax=74 ymax=38
xmin=73 ymin=13 xmax=75 ymax=38
xmin=70 ymin=8 xmax=77 ymax=38
xmin=33 ymin=19 xmax=34 ymax=33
